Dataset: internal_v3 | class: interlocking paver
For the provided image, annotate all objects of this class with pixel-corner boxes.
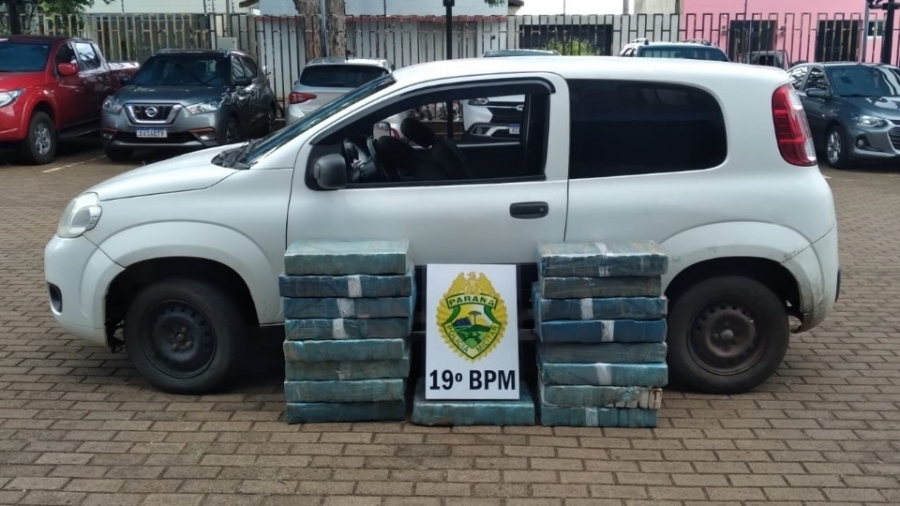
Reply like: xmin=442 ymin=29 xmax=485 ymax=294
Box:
xmin=2 ymin=148 xmax=900 ymax=503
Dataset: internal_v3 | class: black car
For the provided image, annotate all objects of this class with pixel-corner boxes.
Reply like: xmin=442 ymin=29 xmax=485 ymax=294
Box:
xmin=788 ymin=62 xmax=900 ymax=168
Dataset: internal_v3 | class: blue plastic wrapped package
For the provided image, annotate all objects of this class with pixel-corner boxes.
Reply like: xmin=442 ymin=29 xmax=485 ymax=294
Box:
xmin=284 ymin=378 xmax=406 ymax=403
xmin=283 ymin=293 xmax=415 ymax=320
xmin=283 ymin=338 xmax=407 ymax=362
xmin=410 ymin=378 xmax=535 ymax=426
xmin=285 ymin=346 xmax=411 ymax=381
xmin=538 ymin=404 xmax=659 ymax=427
xmin=536 ymin=342 xmax=667 ymax=364
xmin=284 ymin=240 xmax=410 ymax=276
xmin=532 ymin=284 xmax=666 ymax=321
xmin=538 ymin=380 xmax=663 ymax=408
xmin=279 ymin=267 xmax=415 ymax=298
xmin=538 ymin=359 xmax=669 ymax=387
xmin=535 ymin=317 xmax=667 ymax=344
xmin=285 ymin=400 xmax=407 ymax=424
xmin=538 ymin=241 xmax=668 ymax=278
xmin=538 ymin=276 xmax=662 ymax=299
xmin=285 ymin=317 xmax=412 ymax=340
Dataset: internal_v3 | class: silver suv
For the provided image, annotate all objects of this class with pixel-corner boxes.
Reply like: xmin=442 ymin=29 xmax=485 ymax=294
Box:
xmin=101 ymin=49 xmax=278 ymax=161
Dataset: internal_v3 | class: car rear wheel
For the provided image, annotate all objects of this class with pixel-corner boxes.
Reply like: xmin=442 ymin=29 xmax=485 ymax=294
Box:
xmin=18 ymin=112 xmax=57 ymax=165
xmin=667 ymin=275 xmax=790 ymax=394
xmin=223 ymin=117 xmax=240 ymax=145
xmin=124 ymin=278 xmax=246 ymax=394
xmin=825 ymin=125 xmax=849 ymax=169
xmin=266 ymin=106 xmax=277 ymax=134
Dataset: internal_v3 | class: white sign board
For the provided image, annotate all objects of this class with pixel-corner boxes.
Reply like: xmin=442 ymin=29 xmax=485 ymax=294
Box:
xmin=425 ymin=264 xmax=519 ymax=400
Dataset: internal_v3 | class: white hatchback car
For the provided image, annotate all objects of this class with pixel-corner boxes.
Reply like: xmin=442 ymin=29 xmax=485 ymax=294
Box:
xmin=45 ymin=56 xmax=839 ymax=396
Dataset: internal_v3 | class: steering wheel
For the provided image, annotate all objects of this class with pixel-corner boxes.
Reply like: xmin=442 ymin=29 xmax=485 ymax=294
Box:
xmin=341 ymin=135 xmax=393 ymax=183
xmin=366 ymin=136 xmax=394 ymax=182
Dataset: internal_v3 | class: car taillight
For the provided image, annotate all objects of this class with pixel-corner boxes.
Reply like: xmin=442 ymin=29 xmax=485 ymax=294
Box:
xmin=289 ymin=92 xmax=316 ymax=105
xmin=772 ymin=84 xmax=817 ymax=167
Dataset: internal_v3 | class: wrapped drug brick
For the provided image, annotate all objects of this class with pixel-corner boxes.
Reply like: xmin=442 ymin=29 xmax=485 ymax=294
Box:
xmin=284 ymin=378 xmax=406 ymax=403
xmin=534 ymin=316 xmax=667 ymax=344
xmin=285 ymin=347 xmax=411 ymax=381
xmin=283 ymin=293 xmax=415 ymax=320
xmin=532 ymin=284 xmax=667 ymax=321
xmin=538 ymin=241 xmax=668 ymax=278
xmin=284 ymin=239 xmax=410 ymax=276
xmin=279 ymin=266 xmax=414 ymax=298
xmin=539 ymin=275 xmax=662 ymax=299
xmin=538 ymin=360 xmax=669 ymax=387
xmin=538 ymin=380 xmax=663 ymax=409
xmin=539 ymin=404 xmax=659 ymax=428
xmin=283 ymin=338 xmax=408 ymax=363
xmin=284 ymin=317 xmax=412 ymax=340
xmin=410 ymin=378 xmax=535 ymax=426
xmin=537 ymin=342 xmax=668 ymax=364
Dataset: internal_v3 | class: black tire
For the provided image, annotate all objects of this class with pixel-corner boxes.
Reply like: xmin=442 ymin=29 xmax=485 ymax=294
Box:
xmin=17 ymin=111 xmax=57 ymax=165
xmin=105 ymin=148 xmax=132 ymax=162
xmin=222 ymin=116 xmax=241 ymax=145
xmin=124 ymin=278 xmax=247 ymax=394
xmin=266 ymin=105 xmax=277 ymax=135
xmin=824 ymin=124 xmax=849 ymax=169
xmin=667 ymin=275 xmax=790 ymax=394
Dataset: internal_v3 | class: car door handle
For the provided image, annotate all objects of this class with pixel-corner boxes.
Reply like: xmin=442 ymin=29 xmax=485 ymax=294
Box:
xmin=510 ymin=201 xmax=549 ymax=219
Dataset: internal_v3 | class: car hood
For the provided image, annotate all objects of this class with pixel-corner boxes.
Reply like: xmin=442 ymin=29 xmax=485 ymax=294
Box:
xmin=844 ymin=96 xmax=900 ymax=119
xmin=114 ymin=85 xmax=230 ymax=105
xmin=88 ymin=145 xmax=237 ymax=201
xmin=0 ymin=72 xmax=46 ymax=90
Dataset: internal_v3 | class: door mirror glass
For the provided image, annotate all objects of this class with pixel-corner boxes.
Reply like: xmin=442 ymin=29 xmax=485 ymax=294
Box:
xmin=118 ymin=73 xmax=131 ymax=85
xmin=58 ymin=62 xmax=79 ymax=77
xmin=806 ymin=88 xmax=830 ymax=99
xmin=313 ymin=154 xmax=348 ymax=189
xmin=373 ymin=121 xmax=393 ymax=139
xmin=234 ymin=76 xmax=252 ymax=87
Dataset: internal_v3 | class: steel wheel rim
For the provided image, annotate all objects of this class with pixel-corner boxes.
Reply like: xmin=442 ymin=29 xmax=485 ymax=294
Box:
xmin=226 ymin=121 xmax=239 ymax=143
xmin=34 ymin=124 xmax=51 ymax=156
xmin=827 ymin=131 xmax=842 ymax=165
xmin=687 ymin=297 xmax=768 ymax=376
xmin=139 ymin=300 xmax=216 ymax=379
xmin=268 ymin=110 xmax=276 ymax=132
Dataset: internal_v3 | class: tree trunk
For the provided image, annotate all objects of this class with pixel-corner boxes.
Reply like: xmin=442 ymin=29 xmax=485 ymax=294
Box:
xmin=326 ymin=0 xmax=347 ymax=58
xmin=293 ymin=0 xmax=322 ymax=60
xmin=293 ymin=0 xmax=345 ymax=60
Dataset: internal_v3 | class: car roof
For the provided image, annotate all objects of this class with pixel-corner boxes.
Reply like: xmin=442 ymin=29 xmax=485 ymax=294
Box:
xmin=306 ymin=57 xmax=393 ymax=69
xmin=483 ymin=49 xmax=560 ymax=57
xmin=154 ymin=48 xmax=248 ymax=57
xmin=391 ymin=55 xmax=785 ymax=88
xmin=639 ymin=42 xmax=721 ymax=49
xmin=793 ymin=62 xmax=899 ymax=69
xmin=0 ymin=35 xmax=85 ymax=44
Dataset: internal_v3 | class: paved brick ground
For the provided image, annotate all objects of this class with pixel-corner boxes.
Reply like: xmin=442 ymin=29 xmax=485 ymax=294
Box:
xmin=1 ymin=141 xmax=899 ymax=505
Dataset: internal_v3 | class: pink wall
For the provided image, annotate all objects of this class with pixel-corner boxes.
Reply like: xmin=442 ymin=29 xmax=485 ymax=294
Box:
xmin=681 ymin=0 xmax=900 ymax=65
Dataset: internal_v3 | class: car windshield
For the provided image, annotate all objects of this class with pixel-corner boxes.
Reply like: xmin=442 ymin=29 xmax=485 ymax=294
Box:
xmin=0 ymin=42 xmax=51 ymax=72
xmin=131 ymin=55 xmax=229 ymax=86
xmin=828 ymin=66 xmax=900 ymax=97
xmin=234 ymin=73 xmax=396 ymax=167
xmin=641 ymin=47 xmax=729 ymax=61
xmin=299 ymin=64 xmax=389 ymax=88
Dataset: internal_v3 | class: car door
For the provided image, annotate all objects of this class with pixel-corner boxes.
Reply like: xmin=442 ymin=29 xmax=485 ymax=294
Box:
xmin=286 ymin=73 xmax=570 ymax=319
xmin=800 ymin=66 xmax=831 ymax=139
xmin=73 ymin=42 xmax=111 ymax=125
xmin=51 ymin=42 xmax=85 ymax=128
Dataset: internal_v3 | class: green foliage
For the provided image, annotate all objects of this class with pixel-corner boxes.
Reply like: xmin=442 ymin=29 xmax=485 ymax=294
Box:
xmin=35 ymin=0 xmax=112 ymax=16
xmin=543 ymin=37 xmax=597 ymax=56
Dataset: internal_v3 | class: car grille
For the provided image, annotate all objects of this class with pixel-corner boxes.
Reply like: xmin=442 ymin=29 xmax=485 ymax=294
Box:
xmin=487 ymin=105 xmax=524 ymax=125
xmin=889 ymin=127 xmax=900 ymax=150
xmin=129 ymin=104 xmax=175 ymax=122
xmin=115 ymin=132 xmax=196 ymax=144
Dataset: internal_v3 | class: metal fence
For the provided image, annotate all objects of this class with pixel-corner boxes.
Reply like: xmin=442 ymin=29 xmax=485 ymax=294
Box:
xmin=3 ymin=11 xmax=899 ymax=102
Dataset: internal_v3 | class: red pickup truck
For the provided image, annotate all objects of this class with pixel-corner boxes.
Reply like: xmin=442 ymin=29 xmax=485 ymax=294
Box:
xmin=0 ymin=36 xmax=139 ymax=165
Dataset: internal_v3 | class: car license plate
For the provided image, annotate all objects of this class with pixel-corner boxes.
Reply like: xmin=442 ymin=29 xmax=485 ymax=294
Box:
xmin=136 ymin=128 xmax=167 ymax=139
xmin=509 ymin=124 xmax=520 ymax=135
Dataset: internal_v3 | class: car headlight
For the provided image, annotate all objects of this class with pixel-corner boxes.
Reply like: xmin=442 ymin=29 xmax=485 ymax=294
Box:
xmin=468 ymin=98 xmax=490 ymax=106
xmin=853 ymin=114 xmax=888 ymax=128
xmin=57 ymin=192 xmax=102 ymax=239
xmin=185 ymin=99 xmax=222 ymax=115
xmin=102 ymin=96 xmax=123 ymax=114
xmin=0 ymin=89 xmax=24 ymax=108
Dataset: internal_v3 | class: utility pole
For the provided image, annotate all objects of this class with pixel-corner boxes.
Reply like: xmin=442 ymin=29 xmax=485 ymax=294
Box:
xmin=444 ymin=0 xmax=454 ymax=139
xmin=319 ymin=0 xmax=328 ymax=57
xmin=7 ymin=0 xmax=22 ymax=35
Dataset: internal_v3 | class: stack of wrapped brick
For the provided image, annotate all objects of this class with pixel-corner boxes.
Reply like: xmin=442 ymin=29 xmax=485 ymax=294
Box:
xmin=279 ymin=240 xmax=414 ymax=424
xmin=533 ymin=241 xmax=669 ymax=428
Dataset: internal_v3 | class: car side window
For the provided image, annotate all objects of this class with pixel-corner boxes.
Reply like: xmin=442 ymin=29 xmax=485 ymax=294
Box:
xmin=242 ymin=57 xmax=259 ymax=79
xmin=567 ymin=79 xmax=727 ymax=179
xmin=55 ymin=43 xmax=77 ymax=67
xmin=789 ymin=66 xmax=808 ymax=90
xmin=73 ymin=42 xmax=101 ymax=71
xmin=310 ymin=80 xmax=554 ymax=188
xmin=804 ymin=67 xmax=830 ymax=92
xmin=231 ymin=56 xmax=246 ymax=81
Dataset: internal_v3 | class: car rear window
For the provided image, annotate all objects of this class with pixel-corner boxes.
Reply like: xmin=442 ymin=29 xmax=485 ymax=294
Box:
xmin=640 ymin=47 xmax=729 ymax=61
xmin=299 ymin=65 xmax=390 ymax=88
xmin=566 ymin=79 xmax=727 ymax=179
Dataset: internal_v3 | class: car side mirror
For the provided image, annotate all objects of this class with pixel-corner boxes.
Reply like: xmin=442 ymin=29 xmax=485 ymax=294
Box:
xmin=313 ymin=154 xmax=348 ymax=190
xmin=234 ymin=76 xmax=252 ymax=87
xmin=118 ymin=73 xmax=131 ymax=85
xmin=373 ymin=121 xmax=393 ymax=139
xmin=807 ymin=88 xmax=830 ymax=99
xmin=58 ymin=62 xmax=79 ymax=77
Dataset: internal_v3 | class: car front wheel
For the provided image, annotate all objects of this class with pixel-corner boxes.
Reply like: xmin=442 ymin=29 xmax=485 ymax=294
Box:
xmin=825 ymin=125 xmax=849 ymax=169
xmin=666 ymin=275 xmax=790 ymax=394
xmin=18 ymin=112 xmax=57 ymax=165
xmin=124 ymin=278 xmax=246 ymax=394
